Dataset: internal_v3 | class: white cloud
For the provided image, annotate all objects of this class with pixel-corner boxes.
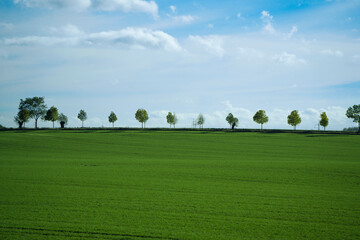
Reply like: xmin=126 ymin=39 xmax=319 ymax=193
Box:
xmin=87 ymin=28 xmax=181 ymax=51
xmin=50 ymin=24 xmax=84 ymax=36
xmin=237 ymin=13 xmax=241 ymax=18
xmin=263 ymin=23 xmax=276 ymax=34
xmin=237 ymin=47 xmax=264 ymax=59
xmin=92 ymin=0 xmax=158 ymax=16
xmin=173 ymin=15 xmax=195 ymax=24
xmin=188 ymin=35 xmax=225 ymax=57
xmin=285 ymin=26 xmax=298 ymax=39
xmin=261 ymin=10 xmax=273 ymax=21
xmin=321 ymin=49 xmax=344 ymax=57
xmin=14 ymin=0 xmax=158 ymax=16
xmin=14 ymin=0 xmax=92 ymax=10
xmin=261 ymin=11 xmax=275 ymax=34
xmin=273 ymin=52 xmax=306 ymax=65
xmin=169 ymin=5 xmax=176 ymax=13
xmin=3 ymin=36 xmax=80 ymax=46
xmin=0 ymin=22 xmax=14 ymax=30
xmin=208 ymin=24 xmax=214 ymax=29
xmin=2 ymin=26 xmax=181 ymax=51
xmin=260 ymin=11 xmax=298 ymax=39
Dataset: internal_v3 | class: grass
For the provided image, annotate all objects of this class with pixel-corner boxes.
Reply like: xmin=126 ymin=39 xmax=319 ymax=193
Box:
xmin=0 ymin=130 xmax=359 ymax=239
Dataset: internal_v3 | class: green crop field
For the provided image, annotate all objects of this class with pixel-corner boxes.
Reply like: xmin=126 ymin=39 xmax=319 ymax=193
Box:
xmin=0 ymin=130 xmax=359 ymax=240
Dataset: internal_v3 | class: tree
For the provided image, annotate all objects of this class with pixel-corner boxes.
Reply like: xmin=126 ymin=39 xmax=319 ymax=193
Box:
xmin=58 ymin=113 xmax=68 ymax=129
xmin=287 ymin=110 xmax=301 ymax=130
xmin=166 ymin=112 xmax=174 ymax=128
xmin=14 ymin=109 xmax=30 ymax=129
xmin=226 ymin=113 xmax=234 ymax=128
xmin=166 ymin=112 xmax=178 ymax=128
xmin=135 ymin=109 xmax=149 ymax=128
xmin=19 ymin=97 xmax=47 ymax=128
xmin=44 ymin=106 xmax=59 ymax=128
xmin=346 ymin=104 xmax=360 ymax=132
xmin=173 ymin=113 xmax=178 ymax=128
xmin=253 ymin=110 xmax=269 ymax=130
xmin=320 ymin=112 xmax=329 ymax=131
xmin=197 ymin=113 xmax=205 ymax=129
xmin=108 ymin=111 xmax=118 ymax=128
xmin=226 ymin=113 xmax=239 ymax=129
xmin=232 ymin=117 xmax=239 ymax=129
xmin=77 ymin=109 xmax=87 ymax=128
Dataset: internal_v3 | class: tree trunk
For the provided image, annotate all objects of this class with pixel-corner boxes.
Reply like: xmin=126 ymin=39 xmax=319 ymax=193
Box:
xmin=294 ymin=126 xmax=296 ymax=130
xmin=60 ymin=122 xmax=65 ymax=128
xmin=261 ymin=124 xmax=263 ymax=130
xmin=35 ymin=118 xmax=38 ymax=129
xmin=113 ymin=122 xmax=114 ymax=128
xmin=53 ymin=121 xmax=54 ymax=128
xmin=82 ymin=121 xmax=84 ymax=128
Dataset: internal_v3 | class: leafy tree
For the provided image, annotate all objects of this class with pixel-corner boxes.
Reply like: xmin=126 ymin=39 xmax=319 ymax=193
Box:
xmin=166 ymin=112 xmax=174 ymax=128
xmin=287 ymin=110 xmax=301 ymax=130
xmin=320 ymin=112 xmax=329 ymax=131
xmin=14 ymin=109 xmax=30 ymax=129
xmin=77 ymin=109 xmax=87 ymax=128
xmin=19 ymin=97 xmax=47 ymax=128
xmin=44 ymin=106 xmax=59 ymax=128
xmin=346 ymin=104 xmax=360 ymax=132
xmin=173 ymin=113 xmax=178 ymax=128
xmin=197 ymin=113 xmax=205 ymax=129
xmin=253 ymin=110 xmax=269 ymax=130
xmin=232 ymin=117 xmax=239 ymax=129
xmin=58 ymin=113 xmax=68 ymax=129
xmin=108 ymin=111 xmax=118 ymax=128
xmin=135 ymin=109 xmax=149 ymax=128
xmin=226 ymin=113 xmax=234 ymax=128
xmin=166 ymin=112 xmax=178 ymax=128
xmin=226 ymin=113 xmax=239 ymax=129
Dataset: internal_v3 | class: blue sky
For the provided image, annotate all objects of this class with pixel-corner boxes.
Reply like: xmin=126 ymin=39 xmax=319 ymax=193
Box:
xmin=0 ymin=0 xmax=359 ymax=129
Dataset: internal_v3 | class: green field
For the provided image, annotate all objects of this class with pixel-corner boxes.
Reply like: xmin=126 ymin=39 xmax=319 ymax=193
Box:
xmin=0 ymin=130 xmax=359 ymax=239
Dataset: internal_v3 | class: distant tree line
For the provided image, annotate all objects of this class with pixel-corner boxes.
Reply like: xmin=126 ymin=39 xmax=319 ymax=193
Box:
xmin=11 ymin=97 xmax=360 ymax=131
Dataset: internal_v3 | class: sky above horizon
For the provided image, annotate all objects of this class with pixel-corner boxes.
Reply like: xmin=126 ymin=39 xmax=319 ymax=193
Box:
xmin=0 ymin=0 xmax=359 ymax=129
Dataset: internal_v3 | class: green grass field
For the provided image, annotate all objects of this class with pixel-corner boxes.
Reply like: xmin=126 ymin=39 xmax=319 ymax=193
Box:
xmin=0 ymin=130 xmax=359 ymax=239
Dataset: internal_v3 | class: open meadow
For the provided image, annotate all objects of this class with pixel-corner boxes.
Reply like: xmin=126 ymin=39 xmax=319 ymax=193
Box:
xmin=0 ymin=130 xmax=359 ymax=239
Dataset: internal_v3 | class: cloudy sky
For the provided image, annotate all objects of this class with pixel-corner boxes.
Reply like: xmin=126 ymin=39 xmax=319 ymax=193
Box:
xmin=0 ymin=0 xmax=359 ymax=129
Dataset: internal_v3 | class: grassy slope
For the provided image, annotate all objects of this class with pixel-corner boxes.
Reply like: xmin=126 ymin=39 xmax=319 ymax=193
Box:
xmin=0 ymin=130 xmax=359 ymax=240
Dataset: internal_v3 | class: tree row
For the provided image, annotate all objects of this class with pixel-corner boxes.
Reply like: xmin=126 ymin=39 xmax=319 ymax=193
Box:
xmin=13 ymin=97 xmax=360 ymax=131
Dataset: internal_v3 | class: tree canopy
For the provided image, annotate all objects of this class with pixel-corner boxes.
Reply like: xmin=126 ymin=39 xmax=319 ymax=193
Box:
xmin=166 ymin=112 xmax=178 ymax=128
xmin=19 ymin=97 xmax=47 ymax=128
xmin=320 ymin=112 xmax=329 ymax=131
xmin=253 ymin=110 xmax=269 ymax=130
xmin=135 ymin=109 xmax=149 ymax=128
xmin=346 ymin=104 xmax=360 ymax=131
xmin=108 ymin=111 xmax=118 ymax=127
xmin=58 ymin=113 xmax=68 ymax=128
xmin=166 ymin=112 xmax=174 ymax=128
xmin=287 ymin=110 xmax=301 ymax=130
xmin=225 ymin=113 xmax=238 ymax=129
xmin=44 ymin=106 xmax=59 ymax=128
xmin=14 ymin=109 xmax=30 ymax=129
xmin=197 ymin=113 xmax=205 ymax=128
xmin=77 ymin=110 xmax=87 ymax=127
